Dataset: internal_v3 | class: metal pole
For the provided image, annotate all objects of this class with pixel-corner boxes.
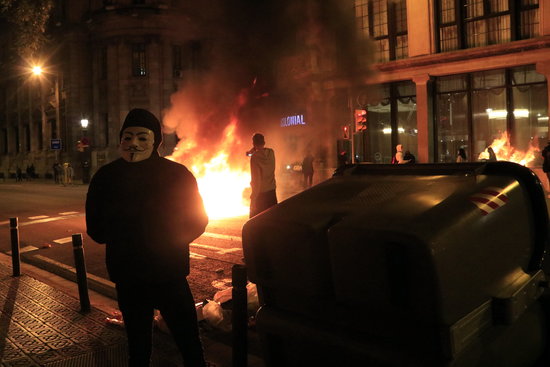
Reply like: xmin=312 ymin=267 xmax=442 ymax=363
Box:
xmin=10 ymin=217 xmax=20 ymax=277
xmin=232 ymin=264 xmax=248 ymax=367
xmin=72 ymin=234 xmax=90 ymax=312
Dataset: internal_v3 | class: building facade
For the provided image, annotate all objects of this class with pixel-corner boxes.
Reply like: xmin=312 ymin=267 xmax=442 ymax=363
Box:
xmin=0 ymin=0 xmax=211 ymax=180
xmin=274 ymin=0 xmax=550 ymax=177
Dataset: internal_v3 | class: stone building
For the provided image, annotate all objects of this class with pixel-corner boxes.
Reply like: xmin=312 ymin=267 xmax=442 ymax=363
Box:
xmin=0 ymin=0 xmax=212 ymax=180
xmin=274 ymin=0 xmax=550 ymax=182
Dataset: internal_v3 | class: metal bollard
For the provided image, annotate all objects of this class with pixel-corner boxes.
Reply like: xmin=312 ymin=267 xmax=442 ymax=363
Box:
xmin=10 ymin=217 xmax=20 ymax=277
xmin=232 ymin=264 xmax=248 ymax=367
xmin=72 ymin=234 xmax=91 ymax=313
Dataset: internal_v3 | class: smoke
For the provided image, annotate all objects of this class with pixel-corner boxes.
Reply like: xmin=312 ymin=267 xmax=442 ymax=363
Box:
xmin=163 ymin=0 xmax=365 ymax=170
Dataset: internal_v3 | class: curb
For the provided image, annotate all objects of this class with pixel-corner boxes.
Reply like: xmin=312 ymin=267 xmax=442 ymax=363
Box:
xmin=21 ymin=252 xmax=117 ymax=299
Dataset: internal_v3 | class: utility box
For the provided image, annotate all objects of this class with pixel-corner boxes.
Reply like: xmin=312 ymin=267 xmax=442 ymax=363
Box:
xmin=242 ymin=162 xmax=550 ymax=367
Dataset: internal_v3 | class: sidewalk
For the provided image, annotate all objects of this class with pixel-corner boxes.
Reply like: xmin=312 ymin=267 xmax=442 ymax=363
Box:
xmin=0 ymin=253 xmax=265 ymax=367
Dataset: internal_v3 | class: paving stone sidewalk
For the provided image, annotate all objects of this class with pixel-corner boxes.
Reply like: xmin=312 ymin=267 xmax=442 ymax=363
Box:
xmin=0 ymin=263 xmax=187 ymax=367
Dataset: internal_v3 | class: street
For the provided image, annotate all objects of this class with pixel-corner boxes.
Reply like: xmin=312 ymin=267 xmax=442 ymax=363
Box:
xmin=0 ymin=179 xmax=251 ymax=303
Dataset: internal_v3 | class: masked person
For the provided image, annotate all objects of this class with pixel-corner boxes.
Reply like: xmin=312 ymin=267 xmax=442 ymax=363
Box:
xmin=85 ymin=108 xmax=208 ymax=367
xmin=249 ymin=133 xmax=277 ymax=217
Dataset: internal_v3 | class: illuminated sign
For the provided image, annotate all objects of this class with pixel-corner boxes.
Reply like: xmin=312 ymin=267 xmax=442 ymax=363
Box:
xmin=280 ymin=114 xmax=306 ymax=127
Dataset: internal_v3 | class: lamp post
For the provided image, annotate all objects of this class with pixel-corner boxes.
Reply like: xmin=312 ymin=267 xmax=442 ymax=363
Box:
xmin=80 ymin=118 xmax=91 ymax=184
xmin=31 ymin=64 xmax=62 ymax=167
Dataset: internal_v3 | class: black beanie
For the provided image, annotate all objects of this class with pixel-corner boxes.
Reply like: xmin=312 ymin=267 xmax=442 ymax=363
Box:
xmin=120 ymin=108 xmax=163 ymax=151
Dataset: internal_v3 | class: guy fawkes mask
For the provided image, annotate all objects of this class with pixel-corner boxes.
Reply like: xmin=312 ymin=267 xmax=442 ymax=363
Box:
xmin=119 ymin=126 xmax=155 ymax=163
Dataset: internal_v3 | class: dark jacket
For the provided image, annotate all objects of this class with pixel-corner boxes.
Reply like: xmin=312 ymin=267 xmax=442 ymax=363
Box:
xmin=302 ymin=154 xmax=314 ymax=174
xmin=85 ymin=153 xmax=208 ymax=283
xmin=543 ymin=144 xmax=550 ymax=173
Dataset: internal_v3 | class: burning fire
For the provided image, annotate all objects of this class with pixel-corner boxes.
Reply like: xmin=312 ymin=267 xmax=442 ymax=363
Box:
xmin=167 ymin=117 xmax=251 ymax=220
xmin=477 ymin=131 xmax=539 ymax=166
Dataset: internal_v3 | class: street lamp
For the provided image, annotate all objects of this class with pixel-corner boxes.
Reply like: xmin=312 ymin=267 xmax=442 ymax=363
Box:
xmin=32 ymin=66 xmax=43 ymax=76
xmin=79 ymin=118 xmax=91 ymax=184
xmin=30 ymin=64 xmax=61 ymax=152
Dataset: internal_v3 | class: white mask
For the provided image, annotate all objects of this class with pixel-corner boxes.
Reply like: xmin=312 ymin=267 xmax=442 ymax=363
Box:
xmin=119 ymin=126 xmax=155 ymax=162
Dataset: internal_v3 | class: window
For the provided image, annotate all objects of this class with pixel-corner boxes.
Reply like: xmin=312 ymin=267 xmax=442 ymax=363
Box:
xmin=363 ymin=81 xmax=417 ymax=163
xmin=435 ymin=65 xmax=547 ymax=164
xmin=189 ymin=41 xmax=201 ymax=70
xmin=49 ymin=119 xmax=57 ymax=140
xmin=14 ymin=126 xmax=19 ymax=153
xmin=1 ymin=128 xmax=7 ymax=155
xmin=471 ymin=69 xmax=507 ymax=158
xmin=511 ymin=65 xmax=547 ymax=154
xmin=25 ymin=125 xmax=30 ymax=152
xmin=35 ymin=120 xmax=43 ymax=150
xmin=355 ymin=0 xmax=408 ymax=63
xmin=173 ymin=45 xmax=182 ymax=78
xmin=437 ymin=0 xmax=539 ymax=52
xmin=103 ymin=113 xmax=109 ymax=147
xmin=435 ymin=75 xmax=469 ymax=162
xmin=99 ymin=47 xmax=107 ymax=80
xmin=132 ymin=43 xmax=147 ymax=77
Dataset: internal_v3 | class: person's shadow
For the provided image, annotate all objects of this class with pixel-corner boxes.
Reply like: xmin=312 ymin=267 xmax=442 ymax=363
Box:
xmin=0 ymin=276 xmax=20 ymax=361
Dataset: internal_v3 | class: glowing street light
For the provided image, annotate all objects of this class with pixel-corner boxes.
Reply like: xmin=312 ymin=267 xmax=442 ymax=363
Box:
xmin=29 ymin=63 xmax=62 ymax=160
xmin=32 ymin=66 xmax=43 ymax=75
xmin=80 ymin=119 xmax=89 ymax=129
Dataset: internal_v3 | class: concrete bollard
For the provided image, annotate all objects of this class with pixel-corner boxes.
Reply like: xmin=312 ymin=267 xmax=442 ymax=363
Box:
xmin=72 ymin=234 xmax=91 ymax=313
xmin=232 ymin=264 xmax=248 ymax=367
xmin=10 ymin=217 xmax=20 ymax=277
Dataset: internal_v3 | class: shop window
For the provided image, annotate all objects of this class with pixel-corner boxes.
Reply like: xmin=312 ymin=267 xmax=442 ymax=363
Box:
xmin=471 ymin=69 xmax=507 ymax=158
xmin=511 ymin=65 xmax=548 ymax=154
xmin=132 ymin=43 xmax=147 ymax=77
xmin=436 ymin=0 xmax=539 ymax=52
xmin=362 ymin=81 xmax=416 ymax=163
xmin=435 ymin=65 xmax=547 ymax=165
xmin=354 ymin=0 xmax=408 ymax=63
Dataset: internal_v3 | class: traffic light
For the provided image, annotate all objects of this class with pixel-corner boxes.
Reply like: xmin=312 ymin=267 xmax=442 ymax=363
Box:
xmin=355 ymin=109 xmax=367 ymax=131
xmin=343 ymin=125 xmax=349 ymax=139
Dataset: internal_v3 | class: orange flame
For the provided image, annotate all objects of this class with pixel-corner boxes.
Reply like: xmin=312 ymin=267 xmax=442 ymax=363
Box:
xmin=167 ymin=117 xmax=251 ymax=220
xmin=477 ymin=131 xmax=539 ymax=166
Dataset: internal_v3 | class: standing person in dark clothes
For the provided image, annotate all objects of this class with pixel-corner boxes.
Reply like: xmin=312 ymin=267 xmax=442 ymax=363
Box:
xmin=15 ymin=166 xmax=22 ymax=182
xmin=403 ymin=150 xmax=416 ymax=164
xmin=542 ymin=142 xmax=550 ymax=191
xmin=456 ymin=148 xmax=467 ymax=163
xmin=248 ymin=132 xmax=277 ymax=218
xmin=487 ymin=146 xmax=497 ymax=162
xmin=302 ymin=150 xmax=314 ymax=188
xmin=53 ymin=163 xmax=59 ymax=183
xmin=85 ymin=108 xmax=209 ymax=367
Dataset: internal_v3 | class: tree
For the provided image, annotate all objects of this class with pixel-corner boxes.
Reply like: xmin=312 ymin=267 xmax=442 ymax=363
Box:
xmin=0 ymin=0 xmax=54 ymax=60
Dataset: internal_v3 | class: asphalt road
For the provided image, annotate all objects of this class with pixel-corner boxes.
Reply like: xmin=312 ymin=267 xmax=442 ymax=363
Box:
xmin=0 ymin=179 xmax=253 ymax=303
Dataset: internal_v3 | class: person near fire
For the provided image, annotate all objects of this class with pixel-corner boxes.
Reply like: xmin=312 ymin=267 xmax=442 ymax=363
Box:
xmin=542 ymin=141 xmax=550 ymax=190
xmin=456 ymin=148 xmax=467 ymax=163
xmin=85 ymin=108 xmax=209 ymax=367
xmin=487 ymin=146 xmax=497 ymax=162
xmin=302 ymin=150 xmax=314 ymax=188
xmin=248 ymin=132 xmax=277 ymax=217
